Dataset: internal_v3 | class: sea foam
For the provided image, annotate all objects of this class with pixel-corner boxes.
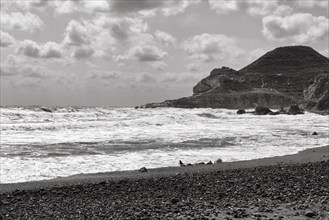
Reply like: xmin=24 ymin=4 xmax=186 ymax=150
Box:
xmin=0 ymin=106 xmax=328 ymax=183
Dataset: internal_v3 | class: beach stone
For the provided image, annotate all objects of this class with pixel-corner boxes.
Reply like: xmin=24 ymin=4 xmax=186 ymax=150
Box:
xmin=139 ymin=167 xmax=148 ymax=172
xmin=171 ymin=198 xmax=179 ymax=204
xmin=215 ymin=158 xmax=223 ymax=164
xmin=305 ymin=211 xmax=317 ymax=218
xmin=255 ymin=106 xmax=272 ymax=115
xmin=237 ymin=109 xmax=246 ymax=115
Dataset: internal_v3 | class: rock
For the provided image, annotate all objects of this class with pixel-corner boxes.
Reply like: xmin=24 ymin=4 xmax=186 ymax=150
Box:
xmin=139 ymin=167 xmax=147 ymax=172
xmin=40 ymin=107 xmax=52 ymax=113
xmin=237 ymin=109 xmax=246 ymax=114
xmin=305 ymin=211 xmax=317 ymax=218
xmin=179 ymin=160 xmax=185 ymax=167
xmin=268 ymin=111 xmax=280 ymax=115
xmin=215 ymin=158 xmax=223 ymax=164
xmin=139 ymin=46 xmax=328 ymax=109
xmin=288 ymin=105 xmax=304 ymax=115
xmin=171 ymin=198 xmax=179 ymax=204
xmin=255 ymin=106 xmax=272 ymax=115
xmin=304 ymin=74 xmax=329 ymax=112
xmin=206 ymin=161 xmax=213 ymax=165
xmin=312 ymin=132 xmax=318 ymax=135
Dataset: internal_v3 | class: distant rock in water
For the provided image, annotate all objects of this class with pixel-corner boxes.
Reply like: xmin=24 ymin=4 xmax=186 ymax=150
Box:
xmin=139 ymin=46 xmax=329 ymax=110
xmin=288 ymin=105 xmax=304 ymax=115
xmin=237 ymin=109 xmax=246 ymax=115
xmin=255 ymin=106 xmax=272 ymax=115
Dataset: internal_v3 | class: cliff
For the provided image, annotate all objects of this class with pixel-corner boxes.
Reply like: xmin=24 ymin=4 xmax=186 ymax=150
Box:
xmin=139 ymin=46 xmax=329 ymax=109
xmin=303 ymin=74 xmax=329 ymax=114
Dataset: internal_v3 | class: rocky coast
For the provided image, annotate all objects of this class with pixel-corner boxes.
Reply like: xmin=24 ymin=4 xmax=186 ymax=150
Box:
xmin=138 ymin=46 xmax=329 ymax=114
xmin=1 ymin=146 xmax=328 ymax=219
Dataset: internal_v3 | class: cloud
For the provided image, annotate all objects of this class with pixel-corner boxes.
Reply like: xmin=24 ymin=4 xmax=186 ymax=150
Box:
xmin=209 ymin=0 xmax=279 ymax=16
xmin=154 ymin=30 xmax=176 ymax=46
xmin=0 ymin=12 xmax=43 ymax=32
xmin=186 ymin=63 xmax=205 ymax=72
xmin=124 ymin=45 xmax=168 ymax=62
xmin=95 ymin=16 xmax=149 ymax=42
xmin=53 ymin=0 xmax=110 ymax=14
xmin=63 ymin=20 xmax=91 ymax=46
xmin=0 ymin=31 xmax=15 ymax=47
xmin=1 ymin=62 xmax=51 ymax=79
xmin=273 ymin=5 xmax=293 ymax=17
xmin=296 ymin=0 xmax=328 ymax=8
xmin=18 ymin=40 xmax=63 ymax=58
xmin=150 ymin=61 xmax=168 ymax=71
xmin=262 ymin=13 xmax=329 ymax=44
xmin=109 ymin=0 xmax=199 ymax=16
xmin=86 ymin=69 xmax=119 ymax=80
xmin=140 ymin=74 xmax=157 ymax=83
xmin=71 ymin=47 xmax=95 ymax=59
xmin=181 ymin=33 xmax=243 ymax=63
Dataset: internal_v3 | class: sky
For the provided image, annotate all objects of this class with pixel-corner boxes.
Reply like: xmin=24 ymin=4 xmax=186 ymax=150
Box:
xmin=1 ymin=0 xmax=328 ymax=107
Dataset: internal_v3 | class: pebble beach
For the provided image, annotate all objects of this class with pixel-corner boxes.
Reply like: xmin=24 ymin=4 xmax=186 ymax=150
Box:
xmin=1 ymin=146 xmax=328 ymax=219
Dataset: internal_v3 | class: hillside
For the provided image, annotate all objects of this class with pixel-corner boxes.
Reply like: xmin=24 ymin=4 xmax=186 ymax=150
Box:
xmin=139 ymin=46 xmax=329 ymax=110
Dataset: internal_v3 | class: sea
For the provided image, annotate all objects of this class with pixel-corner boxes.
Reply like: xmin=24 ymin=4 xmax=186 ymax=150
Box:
xmin=0 ymin=106 xmax=328 ymax=184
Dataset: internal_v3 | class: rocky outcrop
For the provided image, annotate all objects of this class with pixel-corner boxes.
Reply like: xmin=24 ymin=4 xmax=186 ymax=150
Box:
xmin=255 ymin=106 xmax=272 ymax=115
xmin=303 ymin=74 xmax=329 ymax=113
xmin=140 ymin=88 xmax=293 ymax=109
xmin=139 ymin=46 xmax=329 ymax=109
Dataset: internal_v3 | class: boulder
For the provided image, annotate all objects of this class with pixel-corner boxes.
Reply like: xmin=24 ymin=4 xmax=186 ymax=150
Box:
xmin=139 ymin=167 xmax=147 ymax=172
xmin=237 ymin=109 xmax=246 ymax=115
xmin=215 ymin=158 xmax=223 ymax=164
xmin=206 ymin=161 xmax=213 ymax=165
xmin=288 ymin=105 xmax=304 ymax=115
xmin=312 ymin=132 xmax=318 ymax=135
xmin=40 ymin=107 xmax=52 ymax=113
xmin=255 ymin=106 xmax=272 ymax=115
xmin=268 ymin=111 xmax=280 ymax=115
xmin=305 ymin=211 xmax=317 ymax=218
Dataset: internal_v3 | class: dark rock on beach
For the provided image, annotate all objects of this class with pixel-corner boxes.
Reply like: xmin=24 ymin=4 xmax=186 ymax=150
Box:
xmin=215 ymin=158 xmax=223 ymax=164
xmin=40 ymin=107 xmax=52 ymax=113
xmin=139 ymin=167 xmax=148 ymax=172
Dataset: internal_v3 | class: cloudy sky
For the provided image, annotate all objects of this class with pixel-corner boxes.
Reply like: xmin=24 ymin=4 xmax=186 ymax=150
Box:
xmin=1 ymin=0 xmax=328 ymax=106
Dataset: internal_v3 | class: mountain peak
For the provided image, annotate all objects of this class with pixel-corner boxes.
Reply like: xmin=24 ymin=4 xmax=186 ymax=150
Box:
xmin=239 ymin=45 xmax=329 ymax=75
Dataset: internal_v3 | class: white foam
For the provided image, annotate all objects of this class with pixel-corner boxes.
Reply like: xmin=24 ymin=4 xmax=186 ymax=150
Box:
xmin=0 ymin=107 xmax=328 ymax=183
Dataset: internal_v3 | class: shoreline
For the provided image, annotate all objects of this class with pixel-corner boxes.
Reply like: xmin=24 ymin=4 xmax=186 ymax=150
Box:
xmin=1 ymin=145 xmax=328 ymax=193
xmin=1 ymin=145 xmax=328 ymax=219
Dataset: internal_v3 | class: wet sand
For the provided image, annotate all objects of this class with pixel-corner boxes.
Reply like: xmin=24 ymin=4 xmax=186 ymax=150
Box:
xmin=1 ymin=145 xmax=328 ymax=219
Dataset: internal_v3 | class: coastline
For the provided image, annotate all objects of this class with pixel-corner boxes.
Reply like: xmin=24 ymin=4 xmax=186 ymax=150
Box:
xmin=1 ymin=145 xmax=328 ymax=193
xmin=1 ymin=145 xmax=328 ymax=219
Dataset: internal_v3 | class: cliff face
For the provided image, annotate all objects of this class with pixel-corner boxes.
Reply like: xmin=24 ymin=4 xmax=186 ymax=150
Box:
xmin=139 ymin=46 xmax=329 ymax=109
xmin=303 ymin=74 xmax=329 ymax=113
